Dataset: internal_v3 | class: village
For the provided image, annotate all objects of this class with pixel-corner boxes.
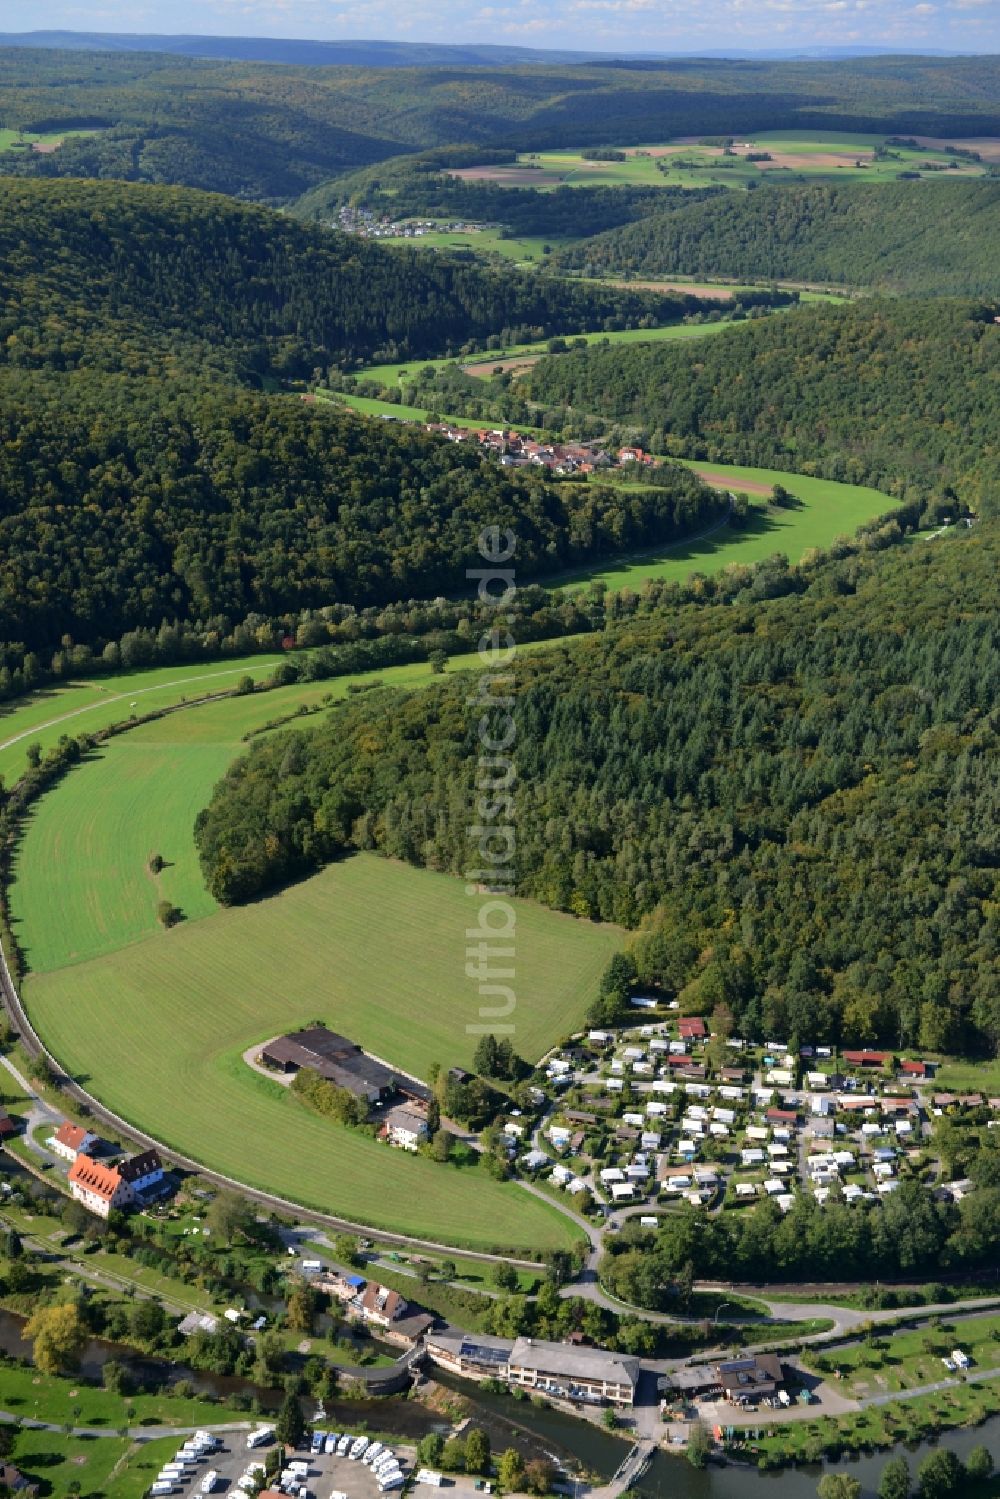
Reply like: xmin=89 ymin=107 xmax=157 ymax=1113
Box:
xmin=420 ymin=424 xmax=653 ymax=476
xmin=330 ymin=205 xmax=496 ymax=241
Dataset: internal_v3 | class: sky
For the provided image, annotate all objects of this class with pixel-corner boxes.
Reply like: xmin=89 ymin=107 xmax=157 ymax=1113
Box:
xmin=4 ymin=0 xmax=1000 ymax=54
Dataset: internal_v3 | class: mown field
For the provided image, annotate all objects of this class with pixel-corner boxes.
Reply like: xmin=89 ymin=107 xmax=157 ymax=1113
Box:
xmin=459 ymin=131 xmax=989 ymax=192
xmin=22 ymin=850 xmax=612 ymax=1248
xmin=10 ymin=642 xmax=613 ymax=1249
xmin=378 ymin=228 xmax=570 ymax=262
xmin=540 ymin=462 xmax=897 ymax=591
xmin=11 ymin=643 xmax=569 ymax=972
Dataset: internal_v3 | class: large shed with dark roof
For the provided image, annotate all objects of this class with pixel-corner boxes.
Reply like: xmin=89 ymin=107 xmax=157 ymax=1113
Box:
xmin=261 ymin=1026 xmax=427 ymax=1105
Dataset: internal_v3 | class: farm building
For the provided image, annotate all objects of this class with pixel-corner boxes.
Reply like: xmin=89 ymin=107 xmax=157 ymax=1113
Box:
xmin=261 ymin=1026 xmax=428 ymax=1105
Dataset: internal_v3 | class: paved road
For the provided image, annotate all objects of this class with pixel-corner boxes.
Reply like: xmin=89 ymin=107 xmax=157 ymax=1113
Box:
xmin=0 ymin=1410 xmax=253 ymax=1439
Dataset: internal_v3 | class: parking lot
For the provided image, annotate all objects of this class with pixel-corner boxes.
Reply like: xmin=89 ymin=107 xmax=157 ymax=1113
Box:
xmin=138 ymin=1428 xmax=419 ymax=1499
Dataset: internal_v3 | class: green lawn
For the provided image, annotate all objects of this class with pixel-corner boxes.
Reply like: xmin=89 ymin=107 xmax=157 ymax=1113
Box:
xmin=541 ymin=463 xmax=896 ymax=592
xmin=931 ymin=1057 xmax=1000 ymax=1094
xmin=22 ymin=852 xmax=609 ymax=1249
xmin=379 ymin=228 xmax=571 ymax=262
xmin=0 ymin=1363 xmax=229 ymax=1428
xmin=108 ymin=1438 xmax=186 ymax=1499
xmin=820 ymin=1314 xmax=1000 ymax=1398
xmin=8 ymin=1431 xmax=130 ymax=1499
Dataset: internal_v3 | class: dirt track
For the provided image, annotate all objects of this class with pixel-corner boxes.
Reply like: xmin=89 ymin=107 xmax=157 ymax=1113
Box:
xmin=691 ymin=468 xmax=772 ymax=495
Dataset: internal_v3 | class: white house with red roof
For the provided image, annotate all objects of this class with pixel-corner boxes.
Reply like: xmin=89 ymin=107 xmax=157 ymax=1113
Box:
xmin=51 ymin=1121 xmax=99 ymax=1163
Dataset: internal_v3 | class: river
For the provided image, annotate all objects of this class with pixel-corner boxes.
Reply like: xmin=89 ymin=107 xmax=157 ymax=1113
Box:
xmin=633 ymin=1418 xmax=1000 ymax=1499
xmin=0 ymin=1309 xmax=996 ymax=1492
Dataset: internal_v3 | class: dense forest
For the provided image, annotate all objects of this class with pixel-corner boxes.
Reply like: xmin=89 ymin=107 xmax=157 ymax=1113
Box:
xmin=525 ymin=298 xmax=1000 ymax=514
xmin=195 ymin=525 xmax=1000 ymax=1056
xmin=0 ymin=179 xmax=714 ymax=378
xmin=554 ymin=180 xmax=1000 ymax=296
xmin=0 ymin=368 xmax=722 ymax=655
xmin=5 ymin=47 xmax=1000 ymax=200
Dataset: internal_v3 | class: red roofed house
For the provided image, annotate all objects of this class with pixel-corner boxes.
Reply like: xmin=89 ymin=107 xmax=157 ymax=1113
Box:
xmin=842 ymin=1050 xmax=892 ymax=1069
xmin=766 ymin=1107 xmax=799 ymax=1126
xmin=69 ymin=1148 xmax=164 ymax=1218
xmin=679 ymin=1018 xmax=707 ymax=1040
xmin=51 ymin=1120 xmax=99 ymax=1163
xmin=69 ymin=1156 xmax=131 ymax=1218
xmin=354 ymin=1282 xmax=408 ymax=1328
xmin=0 ymin=1111 xmax=19 ymax=1141
xmin=900 ymin=1060 xmax=929 ymax=1079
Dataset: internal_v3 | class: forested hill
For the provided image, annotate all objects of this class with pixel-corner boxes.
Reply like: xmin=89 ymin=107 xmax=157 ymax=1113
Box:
xmin=553 ymin=181 xmax=1000 ymax=297
xmin=0 ymin=370 xmax=720 ymax=658
xmin=524 ymin=298 xmax=1000 ymax=514
xmin=0 ymin=180 xmax=709 ymax=377
xmin=195 ymin=524 xmax=1000 ymax=1056
xmin=5 ymin=47 xmax=1000 ymax=200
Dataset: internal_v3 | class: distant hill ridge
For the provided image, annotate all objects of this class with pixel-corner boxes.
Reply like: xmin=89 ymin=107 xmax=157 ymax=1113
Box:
xmin=0 ymin=32 xmax=612 ymax=66
xmin=553 ymin=180 xmax=1000 ymax=297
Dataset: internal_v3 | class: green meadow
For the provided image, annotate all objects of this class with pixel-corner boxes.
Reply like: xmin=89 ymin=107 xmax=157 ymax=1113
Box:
xmin=11 ymin=643 xmax=614 ymax=1250
xmin=11 ymin=644 xmax=566 ymax=972
xmin=538 ymin=462 xmax=897 ymax=592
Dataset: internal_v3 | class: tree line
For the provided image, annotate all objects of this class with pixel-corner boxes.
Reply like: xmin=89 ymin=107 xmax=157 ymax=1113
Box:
xmin=0 ymin=365 xmax=723 ymax=659
xmin=5 ymin=46 xmax=1000 ymax=202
